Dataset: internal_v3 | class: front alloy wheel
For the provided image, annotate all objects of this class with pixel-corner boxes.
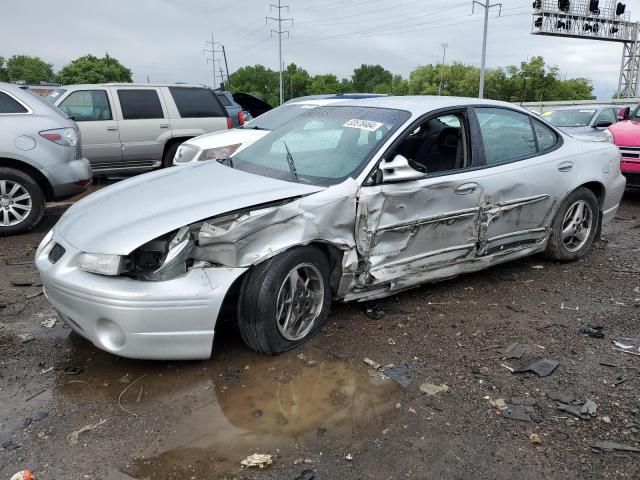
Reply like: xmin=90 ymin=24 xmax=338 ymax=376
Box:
xmin=1 ymin=179 xmax=33 ymax=227
xmin=238 ymin=246 xmax=332 ymax=355
xmin=561 ymin=200 xmax=593 ymax=253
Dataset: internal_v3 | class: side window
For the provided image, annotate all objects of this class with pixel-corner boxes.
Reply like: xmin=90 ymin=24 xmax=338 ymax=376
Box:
xmin=392 ymin=112 xmax=468 ymax=175
xmin=216 ymin=93 xmax=232 ymax=106
xmin=59 ymin=90 xmax=112 ymax=121
xmin=594 ymin=108 xmax=617 ymax=126
xmin=476 ymin=108 xmax=536 ymax=164
xmin=169 ymin=87 xmax=224 ymax=118
xmin=0 ymin=91 xmax=28 ymax=114
xmin=532 ymin=120 xmax=558 ymax=152
xmin=117 ymin=89 xmax=164 ymax=120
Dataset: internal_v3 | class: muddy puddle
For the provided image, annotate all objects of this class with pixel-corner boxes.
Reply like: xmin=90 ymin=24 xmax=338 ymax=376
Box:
xmin=54 ymin=337 xmax=401 ymax=479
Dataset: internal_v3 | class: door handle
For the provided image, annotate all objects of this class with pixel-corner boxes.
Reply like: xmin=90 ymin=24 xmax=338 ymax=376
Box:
xmin=106 ymin=126 xmax=118 ymax=131
xmin=455 ymin=182 xmax=479 ymax=195
xmin=160 ymin=124 xmax=170 ymax=129
xmin=558 ymin=161 xmax=574 ymax=172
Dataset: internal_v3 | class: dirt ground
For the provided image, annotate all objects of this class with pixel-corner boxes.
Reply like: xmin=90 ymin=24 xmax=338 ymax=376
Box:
xmin=1 ymin=190 xmax=639 ymax=480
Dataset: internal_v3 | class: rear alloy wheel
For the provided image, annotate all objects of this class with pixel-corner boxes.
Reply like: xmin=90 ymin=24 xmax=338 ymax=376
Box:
xmin=238 ymin=246 xmax=332 ymax=355
xmin=545 ymin=187 xmax=599 ymax=262
xmin=0 ymin=168 xmax=45 ymax=236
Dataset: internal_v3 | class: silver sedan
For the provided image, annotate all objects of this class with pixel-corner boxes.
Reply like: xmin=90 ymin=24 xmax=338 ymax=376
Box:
xmin=36 ymin=97 xmax=626 ymax=360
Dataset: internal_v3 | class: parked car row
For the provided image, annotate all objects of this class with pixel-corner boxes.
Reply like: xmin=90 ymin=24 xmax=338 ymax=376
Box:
xmin=35 ymin=95 xmax=625 ymax=360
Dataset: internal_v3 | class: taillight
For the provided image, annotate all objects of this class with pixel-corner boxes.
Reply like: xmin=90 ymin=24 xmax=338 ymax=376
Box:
xmin=226 ymin=117 xmax=233 ymax=129
xmin=40 ymin=128 xmax=78 ymax=147
xmin=238 ymin=111 xmax=245 ymax=126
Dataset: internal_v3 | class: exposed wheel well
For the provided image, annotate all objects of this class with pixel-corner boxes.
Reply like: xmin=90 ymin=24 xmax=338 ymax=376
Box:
xmin=0 ymin=157 xmax=54 ymax=200
xmin=162 ymin=137 xmax=193 ymax=160
xmin=579 ymin=181 xmax=605 ymax=208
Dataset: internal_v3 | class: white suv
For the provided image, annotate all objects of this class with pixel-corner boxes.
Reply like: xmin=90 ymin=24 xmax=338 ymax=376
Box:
xmin=47 ymin=84 xmax=230 ymax=176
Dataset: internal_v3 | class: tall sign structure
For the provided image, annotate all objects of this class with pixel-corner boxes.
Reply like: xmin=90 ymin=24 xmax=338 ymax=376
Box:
xmin=531 ymin=0 xmax=639 ymax=98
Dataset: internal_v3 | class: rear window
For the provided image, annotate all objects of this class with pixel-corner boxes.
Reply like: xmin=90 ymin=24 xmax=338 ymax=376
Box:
xmin=216 ymin=92 xmax=232 ymax=106
xmin=44 ymin=88 xmax=67 ymax=104
xmin=169 ymin=87 xmax=225 ymax=118
xmin=0 ymin=91 xmax=28 ymax=114
xmin=117 ymin=89 xmax=164 ymax=120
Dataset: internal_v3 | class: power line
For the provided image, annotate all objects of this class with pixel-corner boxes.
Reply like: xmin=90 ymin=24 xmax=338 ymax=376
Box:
xmin=267 ymin=0 xmax=293 ymax=105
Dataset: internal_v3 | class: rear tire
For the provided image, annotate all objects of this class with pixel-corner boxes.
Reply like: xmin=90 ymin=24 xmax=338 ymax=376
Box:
xmin=162 ymin=141 xmax=182 ymax=168
xmin=545 ymin=187 xmax=599 ymax=262
xmin=238 ymin=246 xmax=332 ymax=355
xmin=0 ymin=167 xmax=45 ymax=236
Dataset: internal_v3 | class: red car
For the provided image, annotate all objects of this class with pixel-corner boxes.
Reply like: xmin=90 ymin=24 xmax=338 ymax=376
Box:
xmin=607 ymin=106 xmax=640 ymax=188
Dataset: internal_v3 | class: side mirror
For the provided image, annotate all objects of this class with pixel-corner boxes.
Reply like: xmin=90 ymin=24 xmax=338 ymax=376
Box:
xmin=380 ymin=154 xmax=426 ymax=183
xmin=593 ymin=120 xmax=613 ymax=129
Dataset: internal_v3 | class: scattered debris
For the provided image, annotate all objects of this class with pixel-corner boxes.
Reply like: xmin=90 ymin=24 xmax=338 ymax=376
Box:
xmin=40 ymin=317 xmax=57 ymax=328
xmin=39 ymin=367 xmax=53 ymax=375
xmin=63 ymin=366 xmax=83 ymax=375
xmin=578 ymin=325 xmax=604 ymax=338
xmin=500 ymin=363 xmax=514 ymax=373
xmin=590 ymin=441 xmax=640 ymax=453
xmin=548 ymin=391 xmax=575 ymax=404
xmin=560 ymin=303 xmax=579 ymax=311
xmin=118 ymin=374 xmax=147 ymax=417
xmin=557 ymin=403 xmax=586 ymax=419
xmin=531 ymin=265 xmax=544 ymax=269
xmin=489 ymin=398 xmax=508 ymax=410
xmin=501 ymin=405 xmax=532 ymax=422
xmin=497 ymin=342 xmax=525 ymax=359
xmin=295 ymin=470 xmax=316 ymax=480
xmin=17 ymin=333 xmax=34 ymax=343
xmin=382 ymin=361 xmax=420 ymax=388
xmin=11 ymin=280 xmax=35 ymax=287
xmin=293 ymin=458 xmax=314 ymax=465
xmin=387 ymin=338 xmax=396 ymax=345
xmin=419 ymin=383 xmax=449 ymax=396
xmin=363 ymin=358 xmax=382 ymax=371
xmin=514 ymin=359 xmax=559 ymax=377
xmin=1 ymin=440 xmax=20 ymax=450
xmin=529 ymin=433 xmax=543 ymax=444
xmin=365 ymin=303 xmax=385 ymax=320
xmin=9 ymin=471 xmax=34 ymax=480
xmin=345 ymin=454 xmax=353 ymax=461
xmin=136 ymin=385 xmax=144 ymax=403
xmin=601 ymin=416 xmax=612 ymax=424
xmin=26 ymin=290 xmax=43 ymax=299
xmin=612 ymin=339 xmax=640 ymax=356
xmin=552 ymin=430 xmax=569 ymax=441
xmin=240 ymin=453 xmax=273 ymax=468
xmin=581 ymin=399 xmax=598 ymax=416
xmin=67 ymin=418 xmax=107 ymax=446
xmin=24 ymin=389 xmax=47 ymax=402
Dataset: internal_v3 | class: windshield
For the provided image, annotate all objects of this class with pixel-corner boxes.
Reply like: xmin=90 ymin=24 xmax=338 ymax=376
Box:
xmin=243 ymin=103 xmax=322 ymax=131
xmin=541 ymin=108 xmax=596 ymax=127
xmin=232 ymin=106 xmax=410 ymax=186
xmin=44 ymin=88 xmax=67 ymax=105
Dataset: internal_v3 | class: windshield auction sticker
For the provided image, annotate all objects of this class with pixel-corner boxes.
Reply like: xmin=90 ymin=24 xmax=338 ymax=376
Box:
xmin=343 ymin=119 xmax=384 ymax=131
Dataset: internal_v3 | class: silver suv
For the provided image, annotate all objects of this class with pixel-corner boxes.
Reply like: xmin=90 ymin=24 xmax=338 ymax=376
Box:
xmin=0 ymin=83 xmax=91 ymax=236
xmin=46 ymin=84 xmax=230 ymax=176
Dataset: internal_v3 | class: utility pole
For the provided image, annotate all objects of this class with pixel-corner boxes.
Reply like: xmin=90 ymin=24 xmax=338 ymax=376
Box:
xmin=267 ymin=0 xmax=293 ymax=105
xmin=438 ymin=43 xmax=448 ymax=96
xmin=204 ymin=33 xmax=222 ymax=89
xmin=219 ymin=66 xmax=226 ymax=89
xmin=222 ymin=45 xmax=231 ymax=90
xmin=472 ymin=0 xmax=502 ymax=99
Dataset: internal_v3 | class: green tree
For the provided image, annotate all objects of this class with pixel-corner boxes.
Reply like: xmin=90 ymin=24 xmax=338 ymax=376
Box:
xmin=0 ymin=57 xmax=7 ymax=82
xmin=229 ymin=65 xmax=280 ymax=106
xmin=308 ymin=74 xmax=342 ymax=94
xmin=5 ymin=55 xmax=55 ymax=84
xmin=352 ymin=64 xmax=393 ymax=92
xmin=283 ymin=63 xmax=310 ymax=101
xmin=57 ymin=54 xmax=132 ymax=85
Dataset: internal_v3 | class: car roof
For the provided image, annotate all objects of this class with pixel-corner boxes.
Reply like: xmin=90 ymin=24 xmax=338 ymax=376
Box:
xmin=545 ymin=104 xmax=619 ymax=111
xmin=318 ymin=95 xmax=529 ymax=115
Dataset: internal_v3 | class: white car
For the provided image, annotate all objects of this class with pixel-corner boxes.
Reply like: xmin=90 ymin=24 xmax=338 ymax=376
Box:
xmin=172 ymin=94 xmax=387 ymax=166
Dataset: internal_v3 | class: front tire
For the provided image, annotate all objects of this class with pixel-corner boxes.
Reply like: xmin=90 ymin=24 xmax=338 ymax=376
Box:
xmin=0 ymin=168 xmax=45 ymax=236
xmin=238 ymin=246 xmax=332 ymax=355
xmin=545 ymin=187 xmax=599 ymax=262
xmin=162 ymin=142 xmax=181 ymax=168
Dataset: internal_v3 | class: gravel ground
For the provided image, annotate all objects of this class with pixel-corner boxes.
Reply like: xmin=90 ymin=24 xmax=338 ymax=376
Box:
xmin=0 ymin=190 xmax=639 ymax=480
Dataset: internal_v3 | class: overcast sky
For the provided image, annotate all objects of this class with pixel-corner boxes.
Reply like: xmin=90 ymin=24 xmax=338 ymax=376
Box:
xmin=1 ymin=0 xmax=630 ymax=98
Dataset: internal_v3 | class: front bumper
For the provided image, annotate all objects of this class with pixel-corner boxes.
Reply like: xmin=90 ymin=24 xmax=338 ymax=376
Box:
xmin=35 ymin=234 xmax=246 ymax=360
xmin=602 ymin=173 xmax=627 ymax=225
xmin=621 ymin=157 xmax=640 ymax=188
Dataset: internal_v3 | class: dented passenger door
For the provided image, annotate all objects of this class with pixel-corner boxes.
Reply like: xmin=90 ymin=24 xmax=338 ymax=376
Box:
xmin=355 ymin=172 xmax=483 ymax=288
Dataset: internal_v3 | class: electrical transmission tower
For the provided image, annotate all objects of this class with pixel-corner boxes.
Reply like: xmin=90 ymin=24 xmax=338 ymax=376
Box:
xmin=267 ymin=0 xmax=293 ymax=105
xmin=204 ymin=34 xmax=223 ymax=89
xmin=472 ymin=0 xmax=502 ymax=99
xmin=531 ymin=1 xmax=639 ymax=98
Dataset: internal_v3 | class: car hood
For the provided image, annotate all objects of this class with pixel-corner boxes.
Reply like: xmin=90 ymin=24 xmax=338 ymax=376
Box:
xmin=55 ymin=161 xmax=323 ymax=255
xmin=608 ymin=119 xmax=640 ymax=145
xmin=187 ymin=128 xmax=268 ymax=150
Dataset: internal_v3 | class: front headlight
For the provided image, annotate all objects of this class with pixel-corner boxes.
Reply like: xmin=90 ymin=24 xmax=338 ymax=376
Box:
xmin=604 ymin=128 xmax=615 ymax=144
xmin=173 ymin=144 xmax=201 ymax=164
xmin=78 ymin=253 xmax=124 ymax=275
xmin=200 ymin=143 xmax=242 ymax=161
xmin=36 ymin=229 xmax=55 ymax=256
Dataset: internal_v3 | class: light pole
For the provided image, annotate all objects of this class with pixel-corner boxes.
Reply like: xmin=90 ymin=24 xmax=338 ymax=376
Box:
xmin=472 ymin=0 xmax=502 ymax=98
xmin=438 ymin=43 xmax=448 ymax=96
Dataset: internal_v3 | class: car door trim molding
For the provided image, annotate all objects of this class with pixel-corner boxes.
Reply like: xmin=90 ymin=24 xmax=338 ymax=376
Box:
xmin=372 ymin=242 xmax=478 ymax=269
xmin=486 ymin=227 xmax=547 ymax=243
xmin=376 ymin=206 xmax=479 ymax=233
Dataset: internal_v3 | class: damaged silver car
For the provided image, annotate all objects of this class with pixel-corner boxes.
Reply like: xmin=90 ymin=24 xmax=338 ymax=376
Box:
xmin=35 ymin=97 xmax=626 ymax=360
